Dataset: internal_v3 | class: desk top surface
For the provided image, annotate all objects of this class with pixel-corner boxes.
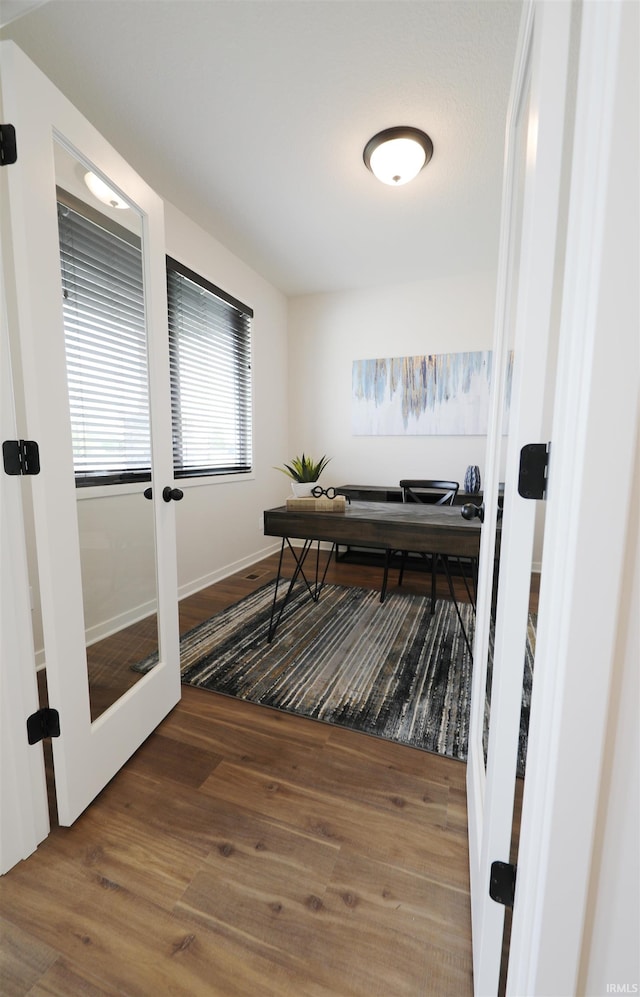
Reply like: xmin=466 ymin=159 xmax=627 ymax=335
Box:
xmin=267 ymin=499 xmax=476 ymax=526
xmin=264 ymin=500 xmax=481 ymax=555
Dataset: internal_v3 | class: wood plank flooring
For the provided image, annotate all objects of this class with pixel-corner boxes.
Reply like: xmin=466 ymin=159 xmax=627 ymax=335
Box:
xmin=2 ymin=553 xmax=480 ymax=996
xmin=85 ymin=547 xmax=486 ymax=720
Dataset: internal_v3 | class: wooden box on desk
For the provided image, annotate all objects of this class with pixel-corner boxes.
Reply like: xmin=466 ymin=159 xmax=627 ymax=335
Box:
xmin=285 ymin=496 xmax=347 ymax=513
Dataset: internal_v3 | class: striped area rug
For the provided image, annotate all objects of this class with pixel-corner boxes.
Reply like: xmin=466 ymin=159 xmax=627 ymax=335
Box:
xmin=179 ymin=581 xmax=478 ymax=762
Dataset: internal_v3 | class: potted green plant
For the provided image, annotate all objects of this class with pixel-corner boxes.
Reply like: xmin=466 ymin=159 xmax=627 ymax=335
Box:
xmin=275 ymin=453 xmax=331 ymax=497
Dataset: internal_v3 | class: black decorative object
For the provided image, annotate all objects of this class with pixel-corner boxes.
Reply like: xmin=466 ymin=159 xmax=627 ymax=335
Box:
xmin=464 ymin=464 xmax=481 ymax=494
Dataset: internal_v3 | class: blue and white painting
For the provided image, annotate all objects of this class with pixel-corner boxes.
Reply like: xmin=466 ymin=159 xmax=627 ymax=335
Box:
xmin=352 ymin=351 xmax=512 ymax=436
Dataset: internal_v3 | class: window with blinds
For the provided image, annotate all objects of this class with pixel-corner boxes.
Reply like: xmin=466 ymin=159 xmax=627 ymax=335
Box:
xmin=57 ymin=191 xmax=151 ymax=486
xmin=166 ymin=257 xmax=253 ymax=479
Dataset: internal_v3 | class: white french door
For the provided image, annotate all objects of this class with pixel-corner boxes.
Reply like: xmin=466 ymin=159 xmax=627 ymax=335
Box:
xmin=0 ymin=41 xmax=180 ymax=833
xmin=506 ymin=1 xmax=636 ymax=991
xmin=466 ymin=2 xmax=573 ymax=992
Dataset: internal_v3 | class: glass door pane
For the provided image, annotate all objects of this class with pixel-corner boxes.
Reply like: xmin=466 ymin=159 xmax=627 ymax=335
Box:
xmin=54 ymin=140 xmax=159 ymax=722
xmin=482 ymin=74 xmax=529 ymax=764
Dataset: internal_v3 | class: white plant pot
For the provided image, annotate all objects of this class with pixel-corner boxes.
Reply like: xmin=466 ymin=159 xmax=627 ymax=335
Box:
xmin=291 ymin=482 xmax=315 ymax=498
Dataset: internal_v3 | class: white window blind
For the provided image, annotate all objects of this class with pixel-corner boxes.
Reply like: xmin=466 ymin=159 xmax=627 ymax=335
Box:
xmin=57 ymin=194 xmax=151 ymax=486
xmin=166 ymin=257 xmax=253 ymax=478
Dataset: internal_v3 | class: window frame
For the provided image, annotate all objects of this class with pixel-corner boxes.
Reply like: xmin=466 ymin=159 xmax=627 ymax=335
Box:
xmin=166 ymin=255 xmax=253 ymax=482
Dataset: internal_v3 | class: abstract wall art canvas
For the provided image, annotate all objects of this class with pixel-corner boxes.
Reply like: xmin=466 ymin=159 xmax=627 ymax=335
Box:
xmin=351 ymin=350 xmax=512 ymax=436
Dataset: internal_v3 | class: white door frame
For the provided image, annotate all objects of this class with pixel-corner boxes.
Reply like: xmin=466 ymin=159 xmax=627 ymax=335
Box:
xmin=507 ymin=1 xmax=637 ymax=991
xmin=0 ymin=236 xmax=50 ymax=874
xmin=466 ymin=2 xmax=572 ymax=990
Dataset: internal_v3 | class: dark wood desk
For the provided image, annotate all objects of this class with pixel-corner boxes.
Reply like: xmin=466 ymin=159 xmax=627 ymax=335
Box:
xmin=333 ymin=485 xmax=484 ymax=571
xmin=264 ymin=501 xmax=481 ymax=558
xmin=263 ymin=501 xmax=481 ymax=651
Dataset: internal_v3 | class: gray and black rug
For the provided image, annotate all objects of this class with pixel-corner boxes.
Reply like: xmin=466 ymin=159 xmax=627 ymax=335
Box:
xmin=137 ymin=580 xmax=534 ymax=767
xmin=180 ymin=580 xmax=477 ymax=763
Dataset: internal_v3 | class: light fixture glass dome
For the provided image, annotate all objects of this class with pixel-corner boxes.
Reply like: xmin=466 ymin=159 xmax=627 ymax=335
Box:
xmin=84 ymin=171 xmax=129 ymax=209
xmin=363 ymin=127 xmax=434 ymax=186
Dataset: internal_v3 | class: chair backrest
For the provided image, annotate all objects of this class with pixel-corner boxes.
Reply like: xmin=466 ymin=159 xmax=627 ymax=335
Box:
xmin=399 ymin=479 xmax=459 ymax=506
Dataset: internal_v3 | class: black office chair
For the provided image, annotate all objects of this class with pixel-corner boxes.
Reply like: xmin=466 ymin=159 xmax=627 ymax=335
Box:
xmin=399 ymin=479 xmax=459 ymax=507
xmin=396 ymin=479 xmax=459 ymax=611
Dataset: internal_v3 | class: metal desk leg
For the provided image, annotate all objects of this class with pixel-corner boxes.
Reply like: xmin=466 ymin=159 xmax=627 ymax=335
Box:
xmin=439 ymin=554 xmax=474 ymax=660
xmin=456 ymin=557 xmax=477 ymax=611
xmin=267 ymin=537 xmax=336 ymax=642
xmin=380 ymin=549 xmax=393 ymax=603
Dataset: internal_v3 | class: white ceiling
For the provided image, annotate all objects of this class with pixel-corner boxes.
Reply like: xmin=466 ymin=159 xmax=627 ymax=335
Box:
xmin=1 ymin=0 xmax=523 ymax=296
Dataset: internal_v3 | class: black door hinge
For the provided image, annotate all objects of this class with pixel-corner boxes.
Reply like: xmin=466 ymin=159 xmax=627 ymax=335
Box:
xmin=27 ymin=708 xmax=60 ymax=745
xmin=490 ymin=860 xmax=517 ymax=907
xmin=518 ymin=442 xmax=549 ymax=500
xmin=0 ymin=124 xmax=17 ymax=166
xmin=3 ymin=439 xmax=40 ymax=476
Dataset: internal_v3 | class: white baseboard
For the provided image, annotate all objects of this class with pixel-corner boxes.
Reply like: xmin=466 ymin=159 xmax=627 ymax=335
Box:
xmin=33 ymin=541 xmax=283 ymax=671
xmin=177 ymin=542 xmax=281 ymax=601
xmin=84 ymin=596 xmax=159 ymax=648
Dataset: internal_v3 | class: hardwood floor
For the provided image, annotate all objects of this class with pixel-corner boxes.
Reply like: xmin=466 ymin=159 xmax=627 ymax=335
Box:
xmin=85 ymin=547 xmax=482 ymax=719
xmin=2 ymin=553 xmax=477 ymax=995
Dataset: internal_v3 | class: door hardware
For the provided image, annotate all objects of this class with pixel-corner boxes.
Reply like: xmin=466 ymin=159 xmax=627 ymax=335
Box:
xmin=461 ymin=502 xmax=484 ymax=523
xmin=518 ymin=442 xmax=550 ymax=500
xmin=27 ymin=708 xmax=60 ymax=745
xmin=0 ymin=124 xmax=17 ymax=166
xmin=144 ymin=486 xmax=184 ymax=502
xmin=3 ymin=439 xmax=40 ymax=475
xmin=162 ymin=486 xmax=184 ymax=502
xmin=489 ymin=860 xmax=516 ymax=907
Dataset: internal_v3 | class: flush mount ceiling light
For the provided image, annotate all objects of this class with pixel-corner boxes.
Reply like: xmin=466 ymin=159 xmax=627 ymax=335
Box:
xmin=84 ymin=171 xmax=129 ymax=209
xmin=363 ymin=126 xmax=434 ymax=186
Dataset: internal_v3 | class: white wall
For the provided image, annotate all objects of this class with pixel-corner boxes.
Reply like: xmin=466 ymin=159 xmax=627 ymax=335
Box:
xmin=163 ymin=201 xmax=288 ymax=597
xmin=287 ymin=269 xmax=498 ymax=492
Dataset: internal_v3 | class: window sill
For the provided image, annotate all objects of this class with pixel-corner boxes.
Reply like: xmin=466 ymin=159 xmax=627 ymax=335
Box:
xmin=75 ymin=472 xmax=255 ymax=500
xmin=175 ymin=472 xmax=255 ymax=489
